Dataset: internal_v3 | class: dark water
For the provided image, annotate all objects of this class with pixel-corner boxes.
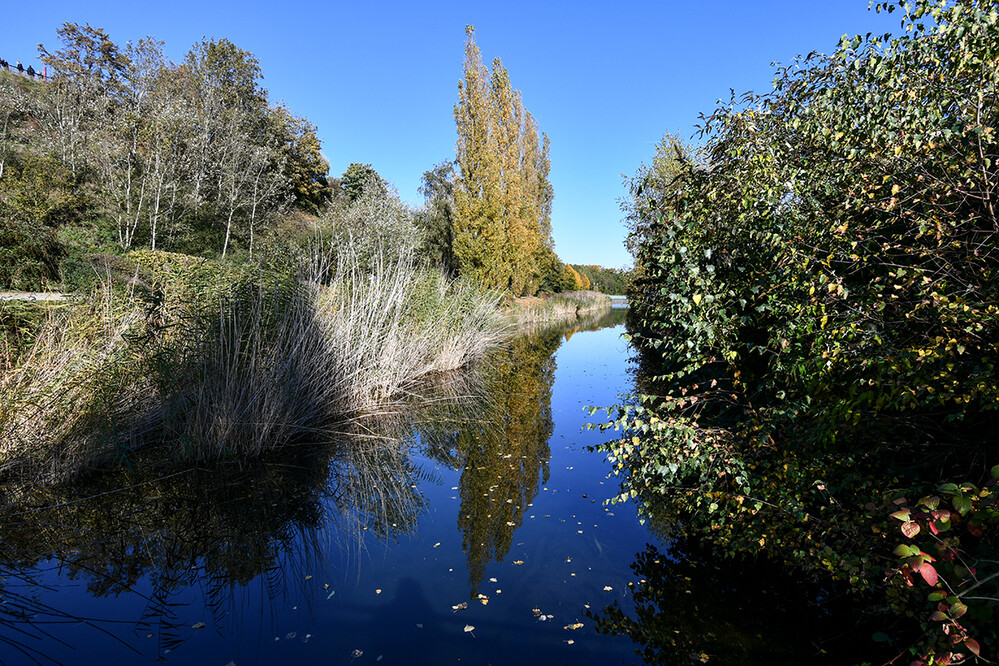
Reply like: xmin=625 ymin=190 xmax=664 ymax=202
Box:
xmin=0 ymin=307 xmax=875 ymax=665
xmin=0 ymin=307 xmax=654 ymax=665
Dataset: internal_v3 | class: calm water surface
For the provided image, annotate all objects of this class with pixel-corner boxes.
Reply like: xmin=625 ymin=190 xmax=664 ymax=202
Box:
xmin=2 ymin=307 xmax=665 ymax=665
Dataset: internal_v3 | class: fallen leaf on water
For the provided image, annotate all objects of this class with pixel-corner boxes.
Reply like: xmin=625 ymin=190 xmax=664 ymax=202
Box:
xmin=327 ymin=589 xmax=336 ymax=599
xmin=285 ymin=632 xmax=296 ymax=639
xmin=506 ymin=521 xmax=516 ymax=526
xmin=603 ymin=586 xmax=613 ymax=591
xmin=375 ymin=589 xmax=382 ymax=595
xmin=566 ymin=639 xmax=575 ymax=645
xmin=452 ymin=602 xmax=468 ymax=611
xmin=464 ymin=625 xmax=475 ymax=633
xmin=489 ymin=577 xmax=497 ymax=583
xmin=433 ymin=542 xmax=441 ymax=548
xmin=513 ymin=560 xmax=525 ymax=565
xmin=192 ymin=622 xmax=205 ymax=630
xmin=565 ymin=557 xmax=572 ymax=563
xmin=305 ymin=575 xmax=312 ymax=580
xmin=563 ymin=623 xmax=584 ymax=631
xmin=351 ymin=649 xmax=363 ymax=658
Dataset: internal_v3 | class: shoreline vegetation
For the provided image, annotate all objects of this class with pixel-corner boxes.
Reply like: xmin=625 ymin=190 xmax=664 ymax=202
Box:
xmin=0 ymin=247 xmax=507 ymax=486
xmin=598 ymin=1 xmax=999 ymax=662
xmin=0 ymin=23 xmax=631 ymax=490
xmin=0 ymin=249 xmax=618 ymax=487
xmin=503 ymin=289 xmax=613 ymax=325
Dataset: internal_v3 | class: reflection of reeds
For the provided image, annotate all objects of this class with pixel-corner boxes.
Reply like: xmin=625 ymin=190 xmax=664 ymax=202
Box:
xmin=0 ymin=246 xmax=508 ymax=483
xmin=0 ymin=418 xmax=434 ymax=660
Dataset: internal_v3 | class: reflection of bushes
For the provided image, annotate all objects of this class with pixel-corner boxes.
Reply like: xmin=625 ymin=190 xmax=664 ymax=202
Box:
xmin=587 ymin=542 xmax=892 ymax=666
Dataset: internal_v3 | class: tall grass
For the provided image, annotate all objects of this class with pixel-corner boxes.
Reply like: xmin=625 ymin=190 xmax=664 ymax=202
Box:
xmin=0 ymin=282 xmax=159 ymax=482
xmin=0 ymin=246 xmax=507 ymax=483
xmin=506 ymin=290 xmax=612 ymax=325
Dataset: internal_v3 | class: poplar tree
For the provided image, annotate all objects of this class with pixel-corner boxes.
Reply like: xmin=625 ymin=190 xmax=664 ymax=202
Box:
xmin=453 ymin=27 xmax=556 ymax=295
xmin=453 ymin=26 xmax=505 ymax=289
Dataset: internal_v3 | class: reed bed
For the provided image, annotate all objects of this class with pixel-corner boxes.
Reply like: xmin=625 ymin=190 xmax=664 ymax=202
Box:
xmin=506 ymin=290 xmax=612 ymax=325
xmin=0 ymin=246 xmax=508 ymax=483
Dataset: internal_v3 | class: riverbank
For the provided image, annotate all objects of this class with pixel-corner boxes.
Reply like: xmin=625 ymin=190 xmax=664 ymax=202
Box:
xmin=503 ymin=290 xmax=612 ymax=325
xmin=0 ymin=248 xmax=507 ymax=485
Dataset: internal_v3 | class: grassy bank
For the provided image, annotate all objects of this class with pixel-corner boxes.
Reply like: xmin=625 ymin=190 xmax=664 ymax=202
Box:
xmin=0 ymin=247 xmax=506 ymax=484
xmin=504 ymin=290 xmax=611 ymax=325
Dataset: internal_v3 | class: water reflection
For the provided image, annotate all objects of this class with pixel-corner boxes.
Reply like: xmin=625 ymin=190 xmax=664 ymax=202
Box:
xmin=0 ymin=433 xmax=425 ymax=661
xmin=0 ymin=307 xmax=626 ymax=663
xmin=585 ymin=539 xmax=889 ymax=665
xmin=452 ymin=329 xmax=559 ymax=593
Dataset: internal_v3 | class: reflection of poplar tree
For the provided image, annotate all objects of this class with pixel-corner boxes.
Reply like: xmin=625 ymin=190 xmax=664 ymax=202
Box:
xmin=455 ymin=330 xmax=560 ymax=593
xmin=453 ymin=26 xmax=555 ymax=295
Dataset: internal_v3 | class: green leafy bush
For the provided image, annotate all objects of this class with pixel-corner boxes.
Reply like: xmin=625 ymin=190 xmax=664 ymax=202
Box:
xmin=599 ymin=1 xmax=999 ymax=661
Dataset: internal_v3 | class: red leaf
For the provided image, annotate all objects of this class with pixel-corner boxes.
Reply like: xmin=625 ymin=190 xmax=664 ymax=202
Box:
xmin=964 ymin=638 xmax=980 ymax=656
xmin=919 ymin=563 xmax=938 ymax=587
xmin=901 ymin=521 xmax=921 ymax=538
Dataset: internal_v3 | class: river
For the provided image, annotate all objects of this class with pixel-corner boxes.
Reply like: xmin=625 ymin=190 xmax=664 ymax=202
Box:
xmin=1 ymin=306 xmax=670 ymax=664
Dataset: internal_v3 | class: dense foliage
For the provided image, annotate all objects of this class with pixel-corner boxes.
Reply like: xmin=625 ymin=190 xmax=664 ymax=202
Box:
xmin=0 ymin=24 xmax=332 ymax=288
xmin=453 ymin=26 xmax=557 ymax=296
xmin=570 ymin=264 xmax=631 ymax=295
xmin=597 ymin=1 xmax=999 ymax=662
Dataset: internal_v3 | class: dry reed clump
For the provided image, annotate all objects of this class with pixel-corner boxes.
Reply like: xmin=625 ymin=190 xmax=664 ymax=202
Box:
xmin=507 ymin=290 xmax=612 ymax=325
xmin=0 ymin=283 xmax=159 ymax=483
xmin=0 ymin=247 xmax=508 ymax=481
xmin=307 ymin=247 xmax=508 ymax=412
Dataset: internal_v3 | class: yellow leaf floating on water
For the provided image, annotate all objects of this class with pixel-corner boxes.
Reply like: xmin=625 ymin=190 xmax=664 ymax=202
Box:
xmin=464 ymin=625 xmax=475 ymax=633
xmin=513 ymin=560 xmax=525 ymax=565
xmin=563 ymin=623 xmax=584 ymax=631
xmin=603 ymin=586 xmax=613 ymax=591
xmin=375 ymin=589 xmax=382 ymax=595
xmin=433 ymin=542 xmax=441 ymax=548
xmin=566 ymin=640 xmax=575 ymax=645
xmin=452 ymin=602 xmax=468 ymax=611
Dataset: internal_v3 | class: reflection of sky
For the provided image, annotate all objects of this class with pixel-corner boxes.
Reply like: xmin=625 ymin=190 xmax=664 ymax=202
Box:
xmin=0 ymin=317 xmax=657 ymax=665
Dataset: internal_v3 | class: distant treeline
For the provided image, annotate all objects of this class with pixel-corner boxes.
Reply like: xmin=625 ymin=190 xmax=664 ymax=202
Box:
xmin=567 ymin=264 xmax=630 ymax=295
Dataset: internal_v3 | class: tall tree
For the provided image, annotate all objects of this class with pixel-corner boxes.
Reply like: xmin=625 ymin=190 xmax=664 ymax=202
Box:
xmin=453 ymin=26 xmax=505 ymax=290
xmin=453 ymin=27 xmax=556 ymax=295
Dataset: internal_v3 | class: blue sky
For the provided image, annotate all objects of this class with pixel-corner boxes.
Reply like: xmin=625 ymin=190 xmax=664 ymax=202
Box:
xmin=2 ymin=1 xmax=901 ymax=268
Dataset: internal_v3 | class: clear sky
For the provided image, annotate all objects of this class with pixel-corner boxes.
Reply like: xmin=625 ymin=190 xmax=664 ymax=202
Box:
xmin=2 ymin=1 xmax=901 ymax=269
